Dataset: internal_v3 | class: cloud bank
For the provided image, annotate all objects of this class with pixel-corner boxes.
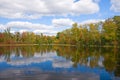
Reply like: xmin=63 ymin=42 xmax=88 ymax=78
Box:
xmin=0 ymin=18 xmax=75 ymax=36
xmin=0 ymin=18 xmax=104 ymax=36
xmin=0 ymin=0 xmax=99 ymax=19
xmin=111 ymin=0 xmax=120 ymax=12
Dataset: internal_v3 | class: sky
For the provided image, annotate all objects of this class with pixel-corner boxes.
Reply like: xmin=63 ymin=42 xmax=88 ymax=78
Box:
xmin=0 ymin=0 xmax=120 ymax=36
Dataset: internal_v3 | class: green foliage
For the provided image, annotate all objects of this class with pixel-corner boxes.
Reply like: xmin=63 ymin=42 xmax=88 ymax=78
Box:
xmin=113 ymin=16 xmax=120 ymax=45
xmin=0 ymin=16 xmax=120 ymax=47
xmin=102 ymin=18 xmax=117 ymax=45
xmin=55 ymin=16 xmax=120 ymax=47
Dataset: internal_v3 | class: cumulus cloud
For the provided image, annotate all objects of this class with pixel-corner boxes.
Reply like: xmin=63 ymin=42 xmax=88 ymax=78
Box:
xmin=79 ymin=19 xmax=105 ymax=25
xmin=6 ymin=21 xmax=53 ymax=30
xmin=0 ymin=24 xmax=6 ymax=31
xmin=0 ymin=0 xmax=99 ymax=19
xmin=52 ymin=18 xmax=74 ymax=27
xmin=0 ymin=21 xmax=56 ymax=36
xmin=19 ymin=30 xmax=28 ymax=33
xmin=33 ymin=30 xmax=57 ymax=36
xmin=0 ymin=18 xmax=75 ymax=36
xmin=111 ymin=0 xmax=120 ymax=12
xmin=0 ymin=18 xmax=105 ymax=36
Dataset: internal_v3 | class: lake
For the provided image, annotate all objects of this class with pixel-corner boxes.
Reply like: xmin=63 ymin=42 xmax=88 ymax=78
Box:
xmin=0 ymin=45 xmax=120 ymax=80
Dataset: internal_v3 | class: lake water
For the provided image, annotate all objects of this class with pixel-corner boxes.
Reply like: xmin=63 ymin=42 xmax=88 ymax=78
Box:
xmin=0 ymin=46 xmax=120 ymax=80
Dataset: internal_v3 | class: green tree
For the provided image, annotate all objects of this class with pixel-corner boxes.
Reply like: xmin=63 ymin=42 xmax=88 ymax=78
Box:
xmin=102 ymin=18 xmax=117 ymax=45
xmin=113 ymin=16 xmax=120 ymax=46
xmin=3 ymin=28 xmax=12 ymax=44
xmin=71 ymin=23 xmax=79 ymax=45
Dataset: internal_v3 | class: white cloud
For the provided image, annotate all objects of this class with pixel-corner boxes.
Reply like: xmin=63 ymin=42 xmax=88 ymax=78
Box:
xmin=52 ymin=18 xmax=74 ymax=27
xmin=19 ymin=30 xmax=28 ymax=33
xmin=111 ymin=0 xmax=120 ymax=12
xmin=0 ymin=18 xmax=75 ymax=36
xmin=0 ymin=0 xmax=99 ymax=19
xmin=72 ymin=0 xmax=99 ymax=14
xmin=0 ymin=24 xmax=5 ymax=31
xmin=33 ymin=30 xmax=57 ymax=36
xmin=0 ymin=18 xmax=105 ymax=36
xmin=6 ymin=21 xmax=53 ymax=30
xmin=0 ymin=21 xmax=55 ymax=36
xmin=10 ymin=30 xmax=15 ymax=34
xmin=79 ymin=19 xmax=105 ymax=25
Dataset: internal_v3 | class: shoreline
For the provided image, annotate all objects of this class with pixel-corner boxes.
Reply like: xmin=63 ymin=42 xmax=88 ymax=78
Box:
xmin=0 ymin=44 xmax=119 ymax=48
xmin=0 ymin=44 xmax=39 ymax=46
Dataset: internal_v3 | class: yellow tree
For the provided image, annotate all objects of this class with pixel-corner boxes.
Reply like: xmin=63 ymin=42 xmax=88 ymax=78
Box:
xmin=102 ymin=19 xmax=117 ymax=45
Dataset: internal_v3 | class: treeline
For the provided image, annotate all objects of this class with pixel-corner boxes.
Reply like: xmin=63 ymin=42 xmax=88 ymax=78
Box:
xmin=0 ymin=28 xmax=55 ymax=44
xmin=0 ymin=16 xmax=120 ymax=46
xmin=56 ymin=16 xmax=120 ymax=46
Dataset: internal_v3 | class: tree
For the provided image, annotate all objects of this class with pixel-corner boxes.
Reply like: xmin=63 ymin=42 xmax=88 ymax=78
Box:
xmin=0 ymin=33 xmax=4 ymax=43
xmin=113 ymin=16 xmax=120 ymax=46
xmin=14 ymin=32 xmax=21 ymax=43
xmin=3 ymin=28 xmax=12 ymax=44
xmin=102 ymin=18 xmax=117 ymax=45
xmin=89 ymin=23 xmax=100 ymax=45
xmin=71 ymin=23 xmax=79 ymax=45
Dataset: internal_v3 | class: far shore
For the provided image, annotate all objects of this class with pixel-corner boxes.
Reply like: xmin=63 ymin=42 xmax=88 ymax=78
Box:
xmin=0 ymin=44 xmax=39 ymax=46
xmin=0 ymin=44 xmax=119 ymax=48
xmin=0 ymin=44 xmax=76 ymax=47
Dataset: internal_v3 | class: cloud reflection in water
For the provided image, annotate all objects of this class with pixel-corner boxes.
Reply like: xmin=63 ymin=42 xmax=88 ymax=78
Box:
xmin=0 ymin=52 xmax=73 ymax=68
xmin=0 ymin=68 xmax=100 ymax=80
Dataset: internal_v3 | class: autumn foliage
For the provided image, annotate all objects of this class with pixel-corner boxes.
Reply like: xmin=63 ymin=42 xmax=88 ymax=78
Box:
xmin=0 ymin=16 xmax=120 ymax=46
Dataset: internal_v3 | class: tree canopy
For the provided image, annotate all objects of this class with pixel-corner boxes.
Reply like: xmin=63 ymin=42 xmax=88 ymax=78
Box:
xmin=0 ymin=16 xmax=120 ymax=47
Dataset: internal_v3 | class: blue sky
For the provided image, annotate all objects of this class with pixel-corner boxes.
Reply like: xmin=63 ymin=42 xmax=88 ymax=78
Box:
xmin=0 ymin=0 xmax=120 ymax=35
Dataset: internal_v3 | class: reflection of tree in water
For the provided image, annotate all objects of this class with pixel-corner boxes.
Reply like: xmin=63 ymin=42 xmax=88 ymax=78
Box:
xmin=55 ymin=46 xmax=119 ymax=73
xmin=0 ymin=46 xmax=120 ymax=77
xmin=102 ymin=47 xmax=116 ymax=72
xmin=0 ymin=45 xmax=55 ymax=62
xmin=56 ymin=47 xmax=102 ymax=68
xmin=0 ymin=46 xmax=15 ymax=62
xmin=114 ymin=48 xmax=120 ymax=77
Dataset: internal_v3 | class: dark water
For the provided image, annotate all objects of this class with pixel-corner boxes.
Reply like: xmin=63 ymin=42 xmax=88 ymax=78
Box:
xmin=0 ymin=46 xmax=120 ymax=80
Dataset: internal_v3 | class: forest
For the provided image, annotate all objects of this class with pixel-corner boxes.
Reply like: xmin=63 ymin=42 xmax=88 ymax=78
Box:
xmin=0 ymin=16 xmax=120 ymax=47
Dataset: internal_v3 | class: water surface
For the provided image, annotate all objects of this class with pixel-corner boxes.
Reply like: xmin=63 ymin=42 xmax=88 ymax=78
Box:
xmin=0 ymin=46 xmax=120 ymax=80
